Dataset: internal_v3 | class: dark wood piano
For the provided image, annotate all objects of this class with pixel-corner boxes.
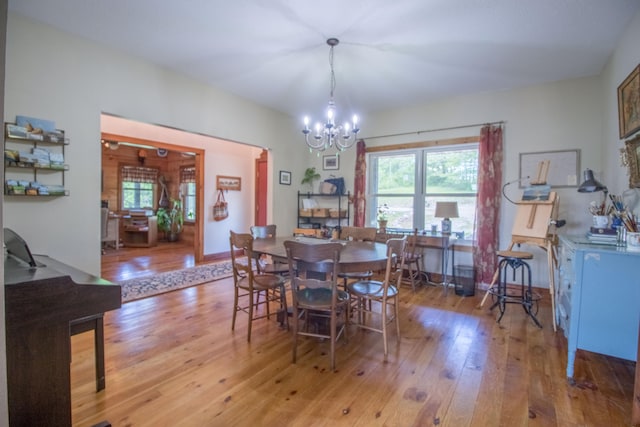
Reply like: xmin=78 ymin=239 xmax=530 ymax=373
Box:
xmin=4 ymin=253 xmax=121 ymax=427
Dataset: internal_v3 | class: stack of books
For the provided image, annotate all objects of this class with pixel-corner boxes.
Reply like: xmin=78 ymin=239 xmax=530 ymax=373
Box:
xmin=586 ymin=227 xmax=617 ymax=245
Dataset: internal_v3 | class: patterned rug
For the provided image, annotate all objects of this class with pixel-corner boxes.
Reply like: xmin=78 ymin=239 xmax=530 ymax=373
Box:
xmin=120 ymin=260 xmax=233 ymax=303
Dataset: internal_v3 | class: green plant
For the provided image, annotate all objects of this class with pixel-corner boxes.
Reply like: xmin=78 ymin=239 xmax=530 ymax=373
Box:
xmin=301 ymin=167 xmax=321 ymax=191
xmin=157 ymin=198 xmax=184 ymax=241
xmin=377 ymin=204 xmax=389 ymax=221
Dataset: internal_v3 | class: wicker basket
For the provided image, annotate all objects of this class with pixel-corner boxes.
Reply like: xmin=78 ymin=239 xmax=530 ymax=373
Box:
xmin=312 ymin=208 xmax=329 ymax=217
xmin=299 ymin=208 xmax=312 ymax=217
xmin=329 ymin=208 xmax=347 ymax=218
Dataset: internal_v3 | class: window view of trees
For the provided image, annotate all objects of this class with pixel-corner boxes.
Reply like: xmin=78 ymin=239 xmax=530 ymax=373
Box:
xmin=122 ymin=181 xmax=154 ymax=209
xmin=369 ymin=144 xmax=478 ymax=239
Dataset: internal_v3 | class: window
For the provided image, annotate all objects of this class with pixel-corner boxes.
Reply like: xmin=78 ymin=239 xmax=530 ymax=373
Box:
xmin=368 ymin=143 xmax=478 ymax=239
xmin=180 ymin=166 xmax=196 ymax=222
xmin=121 ymin=166 xmax=158 ymax=209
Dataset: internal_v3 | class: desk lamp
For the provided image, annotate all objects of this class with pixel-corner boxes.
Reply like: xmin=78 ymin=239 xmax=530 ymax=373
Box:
xmin=435 ymin=201 xmax=459 ymax=234
xmin=578 ymin=168 xmax=608 ymax=215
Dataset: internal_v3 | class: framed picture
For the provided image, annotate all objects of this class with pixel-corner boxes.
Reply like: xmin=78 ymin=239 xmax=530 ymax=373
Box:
xmin=624 ymin=133 xmax=640 ymax=188
xmin=617 ymin=64 xmax=640 ymax=139
xmin=216 ymin=175 xmax=241 ymax=191
xmin=279 ymin=170 xmax=291 ymax=185
xmin=323 ymin=154 xmax=339 ymax=170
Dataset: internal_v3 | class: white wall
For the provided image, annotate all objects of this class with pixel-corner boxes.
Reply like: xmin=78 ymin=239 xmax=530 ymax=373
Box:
xmin=3 ymin=12 xmax=303 ymax=275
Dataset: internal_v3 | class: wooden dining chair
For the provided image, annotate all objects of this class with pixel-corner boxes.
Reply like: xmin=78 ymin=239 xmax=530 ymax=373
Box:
xmin=347 ymin=236 xmax=406 ymax=361
xmin=284 ymin=240 xmax=348 ymax=371
xmin=250 ymin=224 xmax=289 ymax=275
xmin=229 ymin=231 xmax=288 ymax=342
xmin=401 ymin=229 xmax=423 ymax=292
xmin=337 ymin=226 xmax=378 ymax=290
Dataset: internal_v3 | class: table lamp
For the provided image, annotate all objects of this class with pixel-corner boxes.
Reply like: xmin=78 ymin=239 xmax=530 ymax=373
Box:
xmin=577 ymin=168 xmax=608 ymax=218
xmin=435 ymin=201 xmax=459 ymax=234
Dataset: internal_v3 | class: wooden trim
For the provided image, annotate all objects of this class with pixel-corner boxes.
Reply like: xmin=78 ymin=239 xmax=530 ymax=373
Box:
xmin=365 ymin=136 xmax=477 ymax=153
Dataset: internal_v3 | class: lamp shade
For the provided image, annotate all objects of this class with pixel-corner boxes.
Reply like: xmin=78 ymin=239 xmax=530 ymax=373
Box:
xmin=435 ymin=201 xmax=459 ymax=219
xmin=577 ymin=169 xmax=607 ymax=193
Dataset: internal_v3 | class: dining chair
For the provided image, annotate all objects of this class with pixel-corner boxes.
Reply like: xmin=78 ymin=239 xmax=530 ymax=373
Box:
xmin=337 ymin=226 xmax=378 ymax=290
xmin=402 ymin=229 xmax=423 ymax=292
xmin=229 ymin=230 xmax=288 ymax=342
xmin=347 ymin=236 xmax=406 ymax=361
xmin=284 ymin=240 xmax=348 ymax=371
xmin=250 ymin=224 xmax=289 ymax=275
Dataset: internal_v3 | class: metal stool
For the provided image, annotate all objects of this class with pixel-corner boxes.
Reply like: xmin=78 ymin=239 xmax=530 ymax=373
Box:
xmin=489 ymin=250 xmax=542 ymax=328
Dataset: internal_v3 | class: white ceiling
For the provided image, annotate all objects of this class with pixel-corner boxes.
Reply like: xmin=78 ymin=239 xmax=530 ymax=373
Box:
xmin=9 ymin=0 xmax=640 ymax=123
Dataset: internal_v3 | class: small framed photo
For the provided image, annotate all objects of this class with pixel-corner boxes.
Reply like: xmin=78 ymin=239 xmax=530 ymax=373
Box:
xmin=323 ymin=154 xmax=339 ymax=170
xmin=279 ymin=170 xmax=291 ymax=185
xmin=617 ymin=64 xmax=640 ymax=139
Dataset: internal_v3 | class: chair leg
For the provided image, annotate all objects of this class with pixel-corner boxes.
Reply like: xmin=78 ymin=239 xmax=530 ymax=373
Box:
xmin=382 ymin=299 xmax=388 ymax=361
xmin=231 ymin=287 xmax=239 ymax=331
xmin=394 ymin=296 xmax=400 ymax=341
xmin=247 ymin=291 xmax=254 ymax=342
xmin=292 ymin=307 xmax=299 ymax=364
xmin=330 ymin=311 xmax=337 ymax=371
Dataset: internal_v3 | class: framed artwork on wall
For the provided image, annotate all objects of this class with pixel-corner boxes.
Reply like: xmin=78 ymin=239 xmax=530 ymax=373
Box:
xmin=624 ymin=133 xmax=640 ymax=188
xmin=617 ymin=64 xmax=640 ymax=139
xmin=323 ymin=154 xmax=339 ymax=170
xmin=279 ymin=170 xmax=291 ymax=185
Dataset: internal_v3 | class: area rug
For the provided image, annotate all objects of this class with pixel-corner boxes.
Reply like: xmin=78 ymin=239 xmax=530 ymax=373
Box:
xmin=120 ymin=260 xmax=233 ymax=303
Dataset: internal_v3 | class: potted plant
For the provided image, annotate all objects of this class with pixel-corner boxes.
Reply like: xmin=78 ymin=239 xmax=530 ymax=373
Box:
xmin=377 ymin=204 xmax=390 ymax=230
xmin=301 ymin=167 xmax=321 ymax=192
xmin=157 ymin=198 xmax=184 ymax=242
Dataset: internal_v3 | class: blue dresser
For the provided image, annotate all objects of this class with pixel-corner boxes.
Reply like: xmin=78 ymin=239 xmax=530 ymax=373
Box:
xmin=557 ymin=235 xmax=640 ymax=378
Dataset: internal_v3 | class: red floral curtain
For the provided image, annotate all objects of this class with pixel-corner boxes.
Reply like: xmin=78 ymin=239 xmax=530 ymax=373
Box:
xmin=473 ymin=125 xmax=503 ymax=285
xmin=353 ymin=140 xmax=367 ymax=226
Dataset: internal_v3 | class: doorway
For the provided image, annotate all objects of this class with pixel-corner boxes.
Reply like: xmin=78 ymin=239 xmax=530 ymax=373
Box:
xmin=100 ymin=132 xmax=205 ymax=279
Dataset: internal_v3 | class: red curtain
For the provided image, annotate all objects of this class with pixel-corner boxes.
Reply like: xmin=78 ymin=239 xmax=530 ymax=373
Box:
xmin=473 ymin=125 xmax=503 ymax=285
xmin=353 ymin=140 xmax=367 ymax=226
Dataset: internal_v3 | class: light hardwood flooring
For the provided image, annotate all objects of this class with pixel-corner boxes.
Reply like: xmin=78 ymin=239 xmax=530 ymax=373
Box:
xmin=82 ymin=245 xmax=635 ymax=426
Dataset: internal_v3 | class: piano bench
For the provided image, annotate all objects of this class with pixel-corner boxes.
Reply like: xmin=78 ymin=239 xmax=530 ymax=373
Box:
xmin=70 ymin=314 xmax=105 ymax=392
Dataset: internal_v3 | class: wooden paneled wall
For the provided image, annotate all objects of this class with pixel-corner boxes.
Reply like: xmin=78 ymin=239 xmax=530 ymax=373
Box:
xmin=101 ymin=144 xmax=195 ymax=243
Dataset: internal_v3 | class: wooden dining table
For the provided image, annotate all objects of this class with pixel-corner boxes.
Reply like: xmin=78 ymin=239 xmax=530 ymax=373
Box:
xmin=252 ymin=236 xmax=389 ymax=273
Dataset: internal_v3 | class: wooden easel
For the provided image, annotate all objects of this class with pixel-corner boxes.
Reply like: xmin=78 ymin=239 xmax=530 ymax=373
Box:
xmin=480 ymin=160 xmax=560 ymax=331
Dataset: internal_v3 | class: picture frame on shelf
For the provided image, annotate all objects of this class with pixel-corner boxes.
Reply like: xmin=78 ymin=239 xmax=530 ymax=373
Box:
xmin=279 ymin=170 xmax=291 ymax=185
xmin=624 ymin=133 xmax=640 ymax=188
xmin=323 ymin=154 xmax=339 ymax=171
xmin=617 ymin=64 xmax=640 ymax=139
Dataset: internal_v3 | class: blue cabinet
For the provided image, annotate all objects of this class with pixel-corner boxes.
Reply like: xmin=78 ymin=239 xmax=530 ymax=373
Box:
xmin=557 ymin=235 xmax=640 ymax=378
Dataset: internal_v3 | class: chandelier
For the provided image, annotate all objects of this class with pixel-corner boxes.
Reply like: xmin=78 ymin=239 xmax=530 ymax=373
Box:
xmin=302 ymin=38 xmax=360 ymax=152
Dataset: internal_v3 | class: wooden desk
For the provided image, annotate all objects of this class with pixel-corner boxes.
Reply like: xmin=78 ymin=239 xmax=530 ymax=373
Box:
xmin=252 ymin=236 xmax=389 ymax=273
xmin=121 ymin=215 xmax=157 ymax=247
xmin=557 ymin=235 xmax=640 ymax=378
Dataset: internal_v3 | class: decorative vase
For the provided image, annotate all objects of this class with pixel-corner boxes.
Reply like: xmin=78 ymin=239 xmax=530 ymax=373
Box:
xmin=378 ymin=220 xmax=387 ymax=231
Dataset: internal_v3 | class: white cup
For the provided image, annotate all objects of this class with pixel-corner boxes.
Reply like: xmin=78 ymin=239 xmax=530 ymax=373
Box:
xmin=627 ymin=232 xmax=640 ymax=247
xmin=592 ymin=215 xmax=609 ymax=228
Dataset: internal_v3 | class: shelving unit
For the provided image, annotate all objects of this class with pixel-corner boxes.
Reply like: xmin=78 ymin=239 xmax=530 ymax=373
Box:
xmin=4 ymin=123 xmax=69 ymax=196
xmin=297 ymin=191 xmax=350 ymax=230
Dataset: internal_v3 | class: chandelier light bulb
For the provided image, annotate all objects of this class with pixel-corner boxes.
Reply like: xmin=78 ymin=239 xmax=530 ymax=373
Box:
xmin=301 ymin=38 xmax=360 ymax=152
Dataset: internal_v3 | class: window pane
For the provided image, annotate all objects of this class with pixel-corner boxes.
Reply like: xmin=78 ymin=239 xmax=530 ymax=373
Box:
xmin=369 ymin=196 xmax=415 ymax=230
xmin=425 ymin=196 xmax=476 ymax=239
xmin=425 ymin=149 xmax=478 ymax=194
xmin=183 ymin=182 xmax=196 ymax=221
xmin=375 ymin=154 xmax=415 ymax=194
xmin=122 ymin=181 xmax=154 ymax=209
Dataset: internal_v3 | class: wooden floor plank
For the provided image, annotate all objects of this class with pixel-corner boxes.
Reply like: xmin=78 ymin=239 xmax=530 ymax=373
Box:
xmin=72 ymin=245 xmax=638 ymax=426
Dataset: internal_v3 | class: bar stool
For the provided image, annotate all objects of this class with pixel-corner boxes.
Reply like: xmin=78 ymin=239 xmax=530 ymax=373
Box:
xmin=488 ymin=250 xmax=542 ymax=328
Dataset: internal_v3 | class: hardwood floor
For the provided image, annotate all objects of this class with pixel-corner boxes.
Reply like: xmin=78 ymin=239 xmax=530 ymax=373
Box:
xmin=83 ymin=249 xmax=636 ymax=426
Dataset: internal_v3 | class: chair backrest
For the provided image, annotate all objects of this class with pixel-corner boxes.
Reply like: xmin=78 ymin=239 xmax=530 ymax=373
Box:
xmin=385 ymin=236 xmax=408 ymax=290
xmin=229 ymin=231 xmax=256 ymax=286
xmin=340 ymin=226 xmax=377 ymax=242
xmin=405 ymin=228 xmax=420 ymax=256
xmin=250 ymin=224 xmax=277 ymax=239
xmin=284 ymin=241 xmax=342 ymax=307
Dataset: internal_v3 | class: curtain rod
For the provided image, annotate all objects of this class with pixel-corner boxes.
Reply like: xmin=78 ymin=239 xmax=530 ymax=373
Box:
xmin=361 ymin=120 xmax=505 ymax=141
